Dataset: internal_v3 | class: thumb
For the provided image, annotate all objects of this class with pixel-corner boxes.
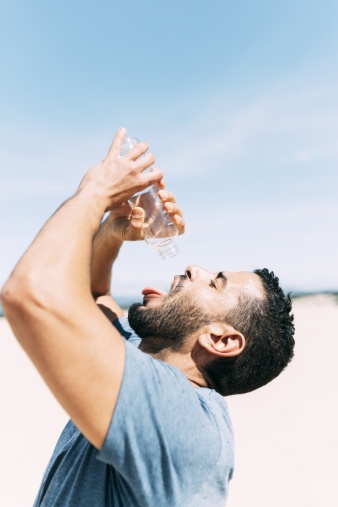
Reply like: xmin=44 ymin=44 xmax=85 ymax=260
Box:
xmin=129 ymin=207 xmax=145 ymax=240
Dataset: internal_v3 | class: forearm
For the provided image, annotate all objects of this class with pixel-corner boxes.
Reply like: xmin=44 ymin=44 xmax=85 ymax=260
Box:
xmin=90 ymin=219 xmax=125 ymax=318
xmin=91 ymin=219 xmax=123 ymax=299
xmin=3 ymin=189 xmax=105 ymax=315
xmin=90 ymin=202 xmax=141 ymax=317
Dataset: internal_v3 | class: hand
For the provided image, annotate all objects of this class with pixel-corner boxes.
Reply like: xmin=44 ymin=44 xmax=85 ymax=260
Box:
xmin=77 ymin=128 xmax=164 ymax=212
xmin=104 ymin=180 xmax=185 ymax=242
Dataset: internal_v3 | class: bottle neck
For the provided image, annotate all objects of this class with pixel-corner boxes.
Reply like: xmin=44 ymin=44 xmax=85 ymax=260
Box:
xmin=156 ymin=239 xmax=179 ymax=260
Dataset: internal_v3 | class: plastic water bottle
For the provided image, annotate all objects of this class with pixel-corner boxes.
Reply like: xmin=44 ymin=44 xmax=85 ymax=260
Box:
xmin=120 ymin=137 xmax=179 ymax=260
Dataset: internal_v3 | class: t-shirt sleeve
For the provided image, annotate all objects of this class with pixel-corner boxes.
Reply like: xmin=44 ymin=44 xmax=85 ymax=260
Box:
xmin=113 ymin=316 xmax=142 ymax=347
xmin=97 ymin=341 xmax=221 ymax=505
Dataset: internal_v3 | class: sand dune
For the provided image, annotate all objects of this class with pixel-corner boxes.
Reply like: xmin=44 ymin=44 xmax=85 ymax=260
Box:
xmin=1 ymin=295 xmax=337 ymax=506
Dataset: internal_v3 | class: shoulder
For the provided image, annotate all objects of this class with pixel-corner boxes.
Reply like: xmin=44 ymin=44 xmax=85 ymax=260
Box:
xmin=195 ymin=388 xmax=234 ymax=433
xmin=99 ymin=345 xmax=233 ymax=504
xmin=101 ymin=342 xmax=224 ymax=462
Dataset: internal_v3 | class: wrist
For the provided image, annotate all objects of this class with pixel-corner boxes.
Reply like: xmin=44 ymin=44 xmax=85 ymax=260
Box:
xmin=75 ymin=182 xmax=110 ymax=219
xmin=100 ymin=216 xmax=124 ymax=247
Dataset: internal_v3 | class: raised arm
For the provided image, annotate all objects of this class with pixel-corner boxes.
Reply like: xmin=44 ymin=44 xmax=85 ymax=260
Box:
xmin=0 ymin=128 xmax=163 ymax=449
xmin=90 ymin=186 xmax=185 ymax=320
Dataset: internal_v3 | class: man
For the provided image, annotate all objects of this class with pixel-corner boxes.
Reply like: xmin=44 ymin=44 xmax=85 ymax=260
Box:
xmin=1 ymin=128 xmax=295 ymax=506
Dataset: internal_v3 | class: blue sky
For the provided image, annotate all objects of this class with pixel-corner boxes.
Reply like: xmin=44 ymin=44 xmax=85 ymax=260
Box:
xmin=1 ymin=0 xmax=337 ymax=297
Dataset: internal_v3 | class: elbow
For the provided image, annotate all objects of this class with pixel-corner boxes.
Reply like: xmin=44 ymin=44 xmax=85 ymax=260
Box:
xmin=1 ymin=272 xmax=56 ymax=348
xmin=1 ymin=269 xmax=80 ymax=326
xmin=1 ymin=271 xmax=45 ymax=322
xmin=0 ymin=275 xmax=25 ymax=320
xmin=1 ymin=277 xmax=21 ymax=319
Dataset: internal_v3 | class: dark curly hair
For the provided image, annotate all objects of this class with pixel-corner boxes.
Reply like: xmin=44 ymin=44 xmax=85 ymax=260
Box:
xmin=202 ymin=269 xmax=295 ymax=396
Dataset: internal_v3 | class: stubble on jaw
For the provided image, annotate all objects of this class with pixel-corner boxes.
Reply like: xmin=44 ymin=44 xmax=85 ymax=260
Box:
xmin=128 ymin=290 xmax=215 ymax=356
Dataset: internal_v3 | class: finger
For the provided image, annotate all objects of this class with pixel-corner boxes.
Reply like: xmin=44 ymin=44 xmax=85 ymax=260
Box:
xmin=172 ymin=214 xmax=185 ymax=235
xmin=133 ymin=152 xmax=156 ymax=171
xmin=127 ymin=141 xmax=150 ymax=161
xmin=158 ymin=189 xmax=176 ymax=204
xmin=106 ymin=127 xmax=127 ymax=159
xmin=140 ymin=168 xmax=164 ymax=188
xmin=128 ymin=207 xmax=145 ymax=240
xmin=163 ymin=201 xmax=182 ymax=218
xmin=157 ymin=178 xmax=166 ymax=189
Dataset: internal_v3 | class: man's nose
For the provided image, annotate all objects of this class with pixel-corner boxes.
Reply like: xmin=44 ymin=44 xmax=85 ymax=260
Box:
xmin=185 ymin=265 xmax=211 ymax=282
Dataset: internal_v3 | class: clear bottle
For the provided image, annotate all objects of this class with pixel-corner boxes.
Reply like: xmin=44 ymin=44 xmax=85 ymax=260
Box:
xmin=120 ymin=137 xmax=179 ymax=260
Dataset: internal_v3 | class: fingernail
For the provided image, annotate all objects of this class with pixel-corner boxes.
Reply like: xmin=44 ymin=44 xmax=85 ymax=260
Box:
xmin=166 ymin=203 xmax=174 ymax=211
xmin=119 ymin=127 xmax=126 ymax=134
xmin=132 ymin=209 xmax=142 ymax=218
xmin=159 ymin=191 xmax=168 ymax=199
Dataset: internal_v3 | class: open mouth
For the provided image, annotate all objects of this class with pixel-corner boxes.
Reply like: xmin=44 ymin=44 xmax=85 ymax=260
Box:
xmin=141 ymin=274 xmax=185 ymax=303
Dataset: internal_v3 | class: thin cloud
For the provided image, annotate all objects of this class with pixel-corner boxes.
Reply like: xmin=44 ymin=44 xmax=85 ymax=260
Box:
xmin=153 ymin=80 xmax=338 ymax=177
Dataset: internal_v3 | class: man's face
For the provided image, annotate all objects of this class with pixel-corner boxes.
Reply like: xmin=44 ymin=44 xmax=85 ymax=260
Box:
xmin=128 ymin=265 xmax=264 ymax=351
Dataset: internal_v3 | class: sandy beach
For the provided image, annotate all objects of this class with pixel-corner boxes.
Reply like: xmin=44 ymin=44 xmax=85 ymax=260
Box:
xmin=1 ymin=294 xmax=337 ymax=506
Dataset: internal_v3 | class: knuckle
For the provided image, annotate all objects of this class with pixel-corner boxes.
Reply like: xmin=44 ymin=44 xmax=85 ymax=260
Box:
xmin=129 ymin=161 xmax=139 ymax=176
xmin=138 ymin=141 xmax=149 ymax=151
xmin=154 ymin=168 xmax=164 ymax=178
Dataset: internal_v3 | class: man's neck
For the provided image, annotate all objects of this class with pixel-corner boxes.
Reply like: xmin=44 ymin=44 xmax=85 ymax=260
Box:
xmin=139 ymin=341 xmax=207 ymax=389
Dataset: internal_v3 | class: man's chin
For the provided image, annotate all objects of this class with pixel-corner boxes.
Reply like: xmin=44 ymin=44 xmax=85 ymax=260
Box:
xmin=143 ymin=295 xmax=166 ymax=307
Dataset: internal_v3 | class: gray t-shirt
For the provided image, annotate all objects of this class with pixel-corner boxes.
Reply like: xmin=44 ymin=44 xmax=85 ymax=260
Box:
xmin=33 ymin=317 xmax=234 ymax=507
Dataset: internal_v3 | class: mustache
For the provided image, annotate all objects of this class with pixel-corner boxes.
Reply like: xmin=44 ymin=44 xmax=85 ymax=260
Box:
xmin=170 ymin=274 xmax=188 ymax=295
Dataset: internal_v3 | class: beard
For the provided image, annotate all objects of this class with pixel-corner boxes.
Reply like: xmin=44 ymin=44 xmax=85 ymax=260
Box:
xmin=128 ymin=289 xmax=214 ymax=354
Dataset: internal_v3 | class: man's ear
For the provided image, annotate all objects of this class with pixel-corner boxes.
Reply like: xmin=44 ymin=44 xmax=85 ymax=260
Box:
xmin=197 ymin=322 xmax=246 ymax=358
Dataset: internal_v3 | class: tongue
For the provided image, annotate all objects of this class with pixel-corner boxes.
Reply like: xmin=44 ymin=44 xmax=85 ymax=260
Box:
xmin=142 ymin=287 xmax=167 ymax=297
